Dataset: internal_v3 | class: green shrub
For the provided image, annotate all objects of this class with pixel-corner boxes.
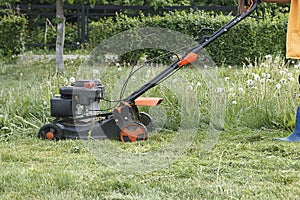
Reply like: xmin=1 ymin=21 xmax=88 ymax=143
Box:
xmin=89 ymin=11 xmax=288 ymax=66
xmin=0 ymin=11 xmax=27 ymax=57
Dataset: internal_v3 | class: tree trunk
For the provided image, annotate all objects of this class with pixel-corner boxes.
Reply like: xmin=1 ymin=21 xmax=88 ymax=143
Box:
xmin=56 ymin=0 xmax=65 ymax=74
xmin=238 ymin=0 xmax=245 ymax=15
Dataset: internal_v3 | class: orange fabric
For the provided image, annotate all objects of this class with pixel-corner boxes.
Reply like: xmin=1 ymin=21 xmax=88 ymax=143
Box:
xmin=286 ymin=0 xmax=300 ymax=59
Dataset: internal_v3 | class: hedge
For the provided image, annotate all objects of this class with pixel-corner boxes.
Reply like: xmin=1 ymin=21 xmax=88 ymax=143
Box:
xmin=89 ymin=11 xmax=288 ymax=66
xmin=0 ymin=12 xmax=27 ymax=57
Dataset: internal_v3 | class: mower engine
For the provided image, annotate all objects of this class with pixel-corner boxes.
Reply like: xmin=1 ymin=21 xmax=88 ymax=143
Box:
xmin=50 ymin=80 xmax=105 ymax=119
xmin=38 ymin=80 xmax=156 ymax=141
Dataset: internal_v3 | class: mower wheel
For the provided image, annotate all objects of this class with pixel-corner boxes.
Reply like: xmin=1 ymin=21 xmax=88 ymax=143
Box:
xmin=120 ymin=122 xmax=147 ymax=142
xmin=38 ymin=123 xmax=62 ymax=140
xmin=139 ymin=112 xmax=153 ymax=131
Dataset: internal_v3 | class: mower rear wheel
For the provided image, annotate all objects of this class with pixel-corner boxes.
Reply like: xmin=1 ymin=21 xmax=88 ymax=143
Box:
xmin=38 ymin=123 xmax=62 ymax=140
xmin=120 ymin=122 xmax=147 ymax=142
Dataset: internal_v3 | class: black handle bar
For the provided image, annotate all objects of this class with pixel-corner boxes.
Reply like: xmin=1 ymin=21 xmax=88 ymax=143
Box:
xmin=125 ymin=0 xmax=260 ymax=103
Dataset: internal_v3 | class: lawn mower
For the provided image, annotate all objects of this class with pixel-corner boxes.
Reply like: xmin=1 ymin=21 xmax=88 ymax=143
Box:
xmin=38 ymin=0 xmax=261 ymax=142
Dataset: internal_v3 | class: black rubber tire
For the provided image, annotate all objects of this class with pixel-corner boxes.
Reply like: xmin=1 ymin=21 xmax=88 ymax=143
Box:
xmin=38 ymin=123 xmax=63 ymax=140
xmin=120 ymin=122 xmax=147 ymax=142
xmin=139 ymin=112 xmax=153 ymax=132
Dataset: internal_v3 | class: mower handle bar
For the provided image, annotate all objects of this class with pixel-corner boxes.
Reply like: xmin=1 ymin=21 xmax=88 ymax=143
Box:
xmin=125 ymin=0 xmax=260 ymax=103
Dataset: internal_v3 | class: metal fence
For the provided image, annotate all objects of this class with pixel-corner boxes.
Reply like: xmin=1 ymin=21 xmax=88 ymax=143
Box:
xmin=1 ymin=4 xmax=237 ymax=48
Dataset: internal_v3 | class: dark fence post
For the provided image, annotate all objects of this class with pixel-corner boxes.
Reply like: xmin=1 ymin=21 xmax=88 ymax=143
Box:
xmin=81 ymin=4 xmax=85 ymax=44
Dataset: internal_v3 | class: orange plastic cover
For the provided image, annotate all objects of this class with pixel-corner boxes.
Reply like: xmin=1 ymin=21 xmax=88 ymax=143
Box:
xmin=134 ymin=97 xmax=163 ymax=107
xmin=177 ymin=52 xmax=198 ymax=67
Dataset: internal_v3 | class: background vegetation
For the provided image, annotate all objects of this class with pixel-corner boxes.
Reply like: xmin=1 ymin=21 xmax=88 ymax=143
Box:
xmin=0 ymin=1 xmax=299 ymax=198
xmin=90 ymin=11 xmax=288 ymax=66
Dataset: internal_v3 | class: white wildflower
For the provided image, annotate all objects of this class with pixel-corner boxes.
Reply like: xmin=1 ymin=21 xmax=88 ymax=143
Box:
xmin=276 ymin=83 xmax=281 ymax=90
xmin=289 ymin=77 xmax=295 ymax=82
xmin=187 ymin=85 xmax=193 ymax=91
xmin=238 ymin=87 xmax=245 ymax=94
xmin=253 ymin=73 xmax=261 ymax=81
xmin=232 ymin=100 xmax=237 ymax=105
xmin=280 ymin=78 xmax=287 ymax=84
xmin=93 ymin=69 xmax=100 ymax=75
xmin=260 ymin=79 xmax=265 ymax=84
xmin=225 ymin=77 xmax=230 ymax=82
xmin=265 ymin=54 xmax=272 ymax=59
xmin=69 ymin=77 xmax=75 ymax=83
xmin=228 ymin=65 xmax=232 ymax=69
xmin=116 ymin=62 xmax=120 ymax=67
xmin=280 ymin=71 xmax=286 ymax=75
xmin=117 ymin=67 xmax=122 ymax=71
xmin=287 ymin=72 xmax=293 ymax=77
xmin=294 ymin=64 xmax=300 ymax=69
xmin=216 ymin=88 xmax=225 ymax=93
xmin=246 ymin=79 xmax=254 ymax=86
xmin=196 ymin=82 xmax=202 ymax=87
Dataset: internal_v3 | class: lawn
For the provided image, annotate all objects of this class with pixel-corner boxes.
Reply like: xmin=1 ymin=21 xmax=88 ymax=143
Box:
xmin=1 ymin=56 xmax=300 ymax=199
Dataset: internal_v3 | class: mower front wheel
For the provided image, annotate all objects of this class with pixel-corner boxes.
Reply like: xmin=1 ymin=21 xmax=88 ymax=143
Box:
xmin=139 ymin=112 xmax=153 ymax=131
xmin=38 ymin=123 xmax=62 ymax=140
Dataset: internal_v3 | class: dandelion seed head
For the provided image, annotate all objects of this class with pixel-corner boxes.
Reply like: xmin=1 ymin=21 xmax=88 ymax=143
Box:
xmin=93 ymin=69 xmax=100 ymax=75
xmin=187 ymin=85 xmax=193 ymax=91
xmin=287 ymin=72 xmax=293 ymax=77
xmin=216 ymin=87 xmax=225 ymax=93
xmin=253 ymin=73 xmax=261 ymax=81
xmin=69 ymin=77 xmax=75 ymax=83
xmin=280 ymin=78 xmax=287 ymax=84
xmin=280 ymin=70 xmax=286 ymax=75
xmin=265 ymin=54 xmax=272 ymax=59
xmin=276 ymin=83 xmax=281 ymax=90
xmin=246 ymin=79 xmax=254 ymax=86
xmin=238 ymin=87 xmax=245 ymax=94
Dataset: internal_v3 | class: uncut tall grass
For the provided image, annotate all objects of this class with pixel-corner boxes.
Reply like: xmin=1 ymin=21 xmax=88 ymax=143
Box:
xmin=0 ymin=55 xmax=299 ymax=140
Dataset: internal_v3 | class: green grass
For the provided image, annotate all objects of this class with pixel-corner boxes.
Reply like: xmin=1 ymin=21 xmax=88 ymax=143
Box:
xmin=1 ymin=129 xmax=300 ymax=199
xmin=1 ymin=56 xmax=300 ymax=199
